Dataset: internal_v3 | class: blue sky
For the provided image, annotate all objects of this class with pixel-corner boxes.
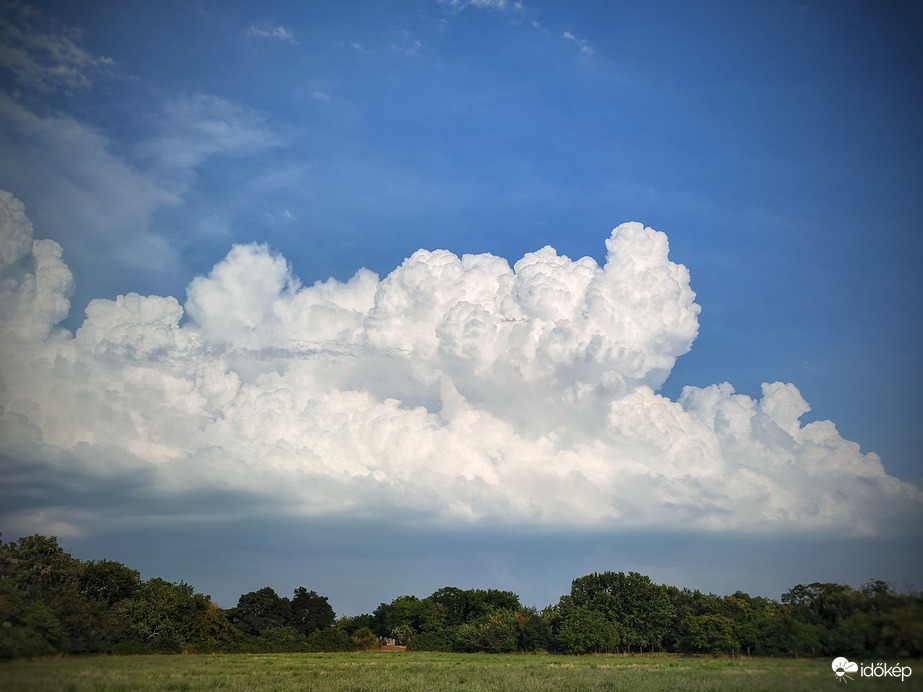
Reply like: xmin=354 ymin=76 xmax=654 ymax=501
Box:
xmin=0 ymin=0 xmax=921 ymax=615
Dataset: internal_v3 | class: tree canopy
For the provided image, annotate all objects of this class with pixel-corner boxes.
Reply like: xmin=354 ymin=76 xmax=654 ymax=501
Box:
xmin=1 ymin=534 xmax=920 ymax=658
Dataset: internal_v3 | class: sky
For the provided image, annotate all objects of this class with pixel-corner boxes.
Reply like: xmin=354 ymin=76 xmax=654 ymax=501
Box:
xmin=0 ymin=0 xmax=921 ymax=617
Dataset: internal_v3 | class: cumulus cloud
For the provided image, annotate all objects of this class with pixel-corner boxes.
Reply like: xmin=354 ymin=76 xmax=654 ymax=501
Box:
xmin=1 ymin=190 xmax=920 ymax=539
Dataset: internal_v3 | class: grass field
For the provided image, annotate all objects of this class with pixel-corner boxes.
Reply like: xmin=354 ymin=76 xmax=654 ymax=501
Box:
xmin=1 ymin=652 xmax=920 ymax=691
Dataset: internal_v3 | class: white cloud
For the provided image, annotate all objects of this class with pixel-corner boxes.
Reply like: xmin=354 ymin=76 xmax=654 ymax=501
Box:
xmin=1 ymin=191 xmax=920 ymax=538
xmin=0 ymin=95 xmax=180 ymax=293
xmin=0 ymin=191 xmax=73 ymax=343
xmin=386 ymin=29 xmax=422 ymax=56
xmin=0 ymin=86 xmax=282 ymax=328
xmin=246 ymin=24 xmax=298 ymax=44
xmin=0 ymin=10 xmax=280 ymax=320
xmin=563 ymin=30 xmax=594 ymax=55
xmin=439 ymin=0 xmax=520 ymax=11
xmin=0 ymin=2 xmax=115 ymax=91
xmin=138 ymin=93 xmax=278 ymax=177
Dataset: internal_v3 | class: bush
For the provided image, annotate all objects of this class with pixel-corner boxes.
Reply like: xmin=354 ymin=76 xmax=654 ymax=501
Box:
xmin=306 ymin=627 xmax=357 ymax=652
xmin=352 ymin=626 xmax=380 ymax=650
xmin=407 ymin=630 xmax=456 ymax=651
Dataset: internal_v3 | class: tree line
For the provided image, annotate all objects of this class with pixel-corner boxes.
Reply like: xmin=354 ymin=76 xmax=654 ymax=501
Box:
xmin=1 ymin=534 xmax=920 ymax=659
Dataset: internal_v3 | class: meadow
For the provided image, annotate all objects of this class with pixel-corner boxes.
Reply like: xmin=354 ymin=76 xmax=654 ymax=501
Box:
xmin=1 ymin=652 xmax=920 ymax=692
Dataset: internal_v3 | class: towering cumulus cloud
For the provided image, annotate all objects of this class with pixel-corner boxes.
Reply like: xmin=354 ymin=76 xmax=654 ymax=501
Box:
xmin=0 ymin=190 xmax=919 ymax=537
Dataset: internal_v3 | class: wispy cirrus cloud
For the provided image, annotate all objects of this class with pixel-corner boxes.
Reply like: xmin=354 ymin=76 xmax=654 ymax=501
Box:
xmin=438 ymin=0 xmax=523 ymax=12
xmin=136 ymin=93 xmax=280 ymax=185
xmin=0 ymin=95 xmax=180 ymax=314
xmin=386 ymin=29 xmax=423 ymax=56
xmin=0 ymin=2 xmax=115 ymax=92
xmin=437 ymin=0 xmax=593 ymax=57
xmin=563 ymin=30 xmax=594 ymax=55
xmin=0 ymin=7 xmax=283 ymax=324
xmin=246 ymin=23 xmax=298 ymax=44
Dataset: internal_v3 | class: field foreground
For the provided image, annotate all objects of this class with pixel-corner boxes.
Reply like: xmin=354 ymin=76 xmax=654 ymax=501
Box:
xmin=1 ymin=652 xmax=921 ymax=691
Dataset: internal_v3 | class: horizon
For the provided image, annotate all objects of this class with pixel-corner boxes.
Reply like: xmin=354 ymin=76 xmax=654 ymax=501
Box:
xmin=6 ymin=529 xmax=918 ymax=619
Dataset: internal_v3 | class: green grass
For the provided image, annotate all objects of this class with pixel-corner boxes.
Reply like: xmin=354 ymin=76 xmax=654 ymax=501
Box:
xmin=1 ymin=652 xmax=920 ymax=691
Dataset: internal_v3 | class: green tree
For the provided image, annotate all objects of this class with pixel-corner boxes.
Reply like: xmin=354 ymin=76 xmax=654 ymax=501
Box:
xmin=256 ymin=626 xmax=307 ymax=652
xmin=226 ymin=586 xmax=290 ymax=637
xmin=352 ymin=626 xmax=379 ymax=650
xmin=124 ymin=577 xmax=213 ymax=653
xmin=337 ymin=613 xmax=375 ymax=636
xmin=567 ymin=571 xmax=675 ymax=652
xmin=477 ymin=610 xmax=519 ymax=653
xmin=517 ymin=607 xmax=552 ymax=652
xmin=78 ymin=560 xmax=141 ymax=606
xmin=406 ymin=629 xmax=456 ymax=651
xmin=372 ymin=595 xmax=430 ymax=637
xmin=390 ymin=623 xmax=415 ymax=645
xmin=290 ymin=587 xmax=335 ymax=635
xmin=183 ymin=601 xmax=242 ymax=652
xmin=0 ymin=577 xmax=60 ymax=658
xmin=682 ymin=614 xmax=735 ymax=654
xmin=760 ymin=610 xmax=822 ymax=658
xmin=428 ymin=587 xmax=520 ymax=626
xmin=306 ymin=625 xmax=356 ymax=652
xmin=782 ymin=582 xmax=868 ymax=657
xmin=428 ymin=587 xmax=469 ymax=626
xmin=0 ymin=534 xmax=103 ymax=654
xmin=879 ymin=597 xmax=923 ymax=657
xmin=557 ymin=605 xmax=620 ymax=654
